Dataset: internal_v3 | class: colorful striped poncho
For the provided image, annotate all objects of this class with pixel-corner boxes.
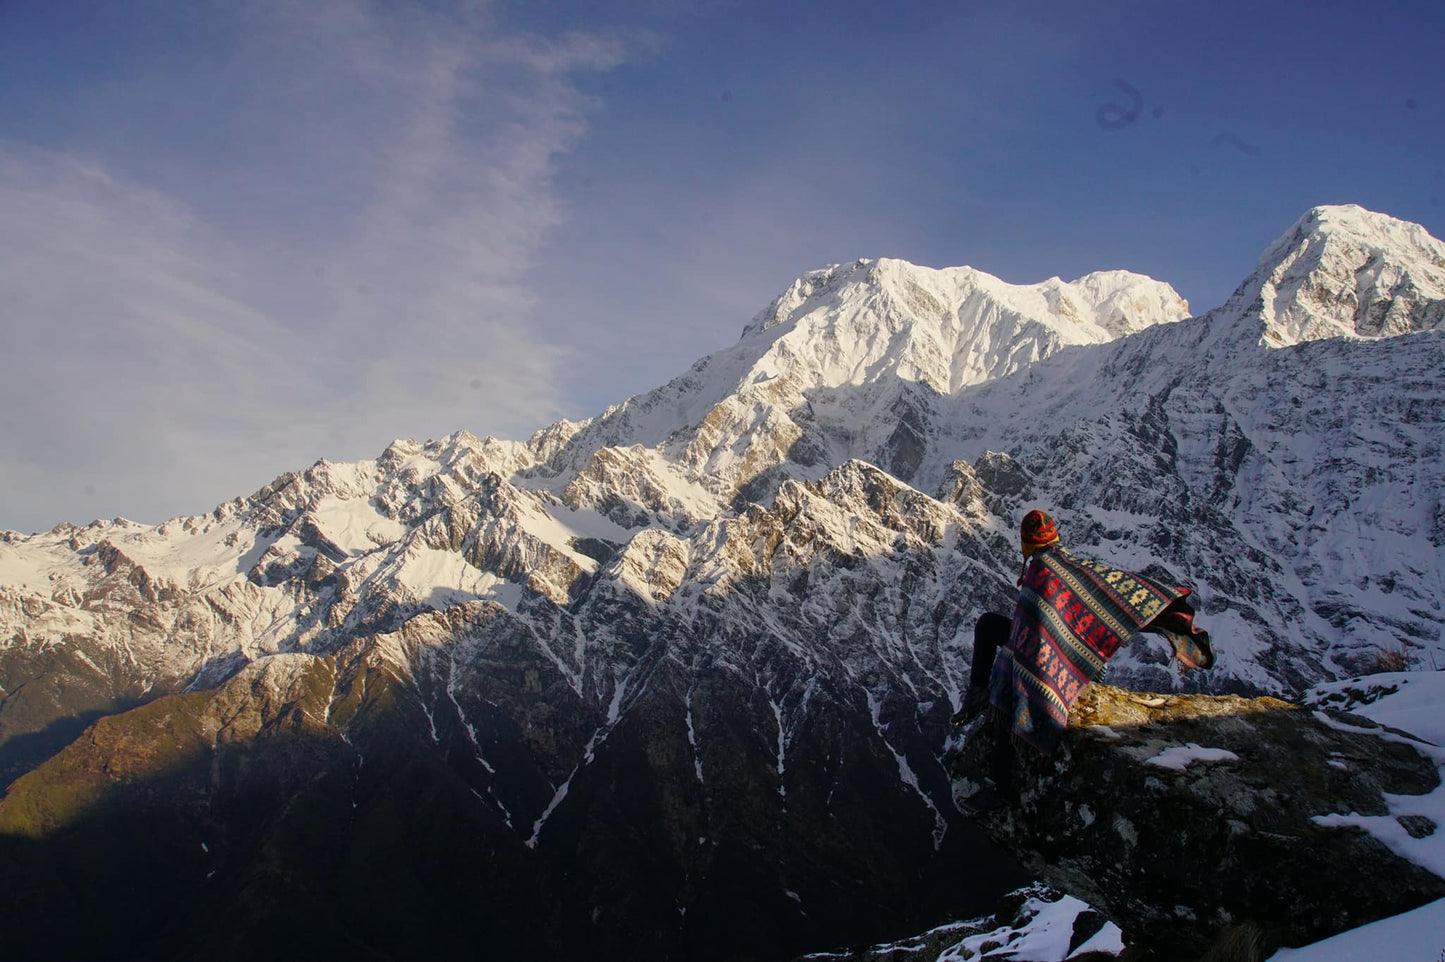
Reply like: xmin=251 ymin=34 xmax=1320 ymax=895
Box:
xmin=989 ymin=545 xmax=1214 ymax=754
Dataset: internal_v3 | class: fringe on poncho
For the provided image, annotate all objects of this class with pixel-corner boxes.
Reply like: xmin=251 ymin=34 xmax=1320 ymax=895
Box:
xmin=989 ymin=545 xmax=1214 ymax=754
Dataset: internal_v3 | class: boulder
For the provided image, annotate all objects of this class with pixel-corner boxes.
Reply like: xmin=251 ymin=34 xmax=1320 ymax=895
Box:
xmin=950 ymin=684 xmax=1445 ymax=959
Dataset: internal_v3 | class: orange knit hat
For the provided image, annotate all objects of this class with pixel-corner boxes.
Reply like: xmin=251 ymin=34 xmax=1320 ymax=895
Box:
xmin=1020 ymin=509 xmax=1060 ymax=549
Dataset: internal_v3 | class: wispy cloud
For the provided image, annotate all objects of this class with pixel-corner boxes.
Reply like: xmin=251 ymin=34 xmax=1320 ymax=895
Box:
xmin=0 ymin=2 xmax=630 ymax=533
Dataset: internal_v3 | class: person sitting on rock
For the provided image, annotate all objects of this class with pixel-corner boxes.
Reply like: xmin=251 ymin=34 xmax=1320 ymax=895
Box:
xmin=955 ymin=509 xmax=1214 ymax=808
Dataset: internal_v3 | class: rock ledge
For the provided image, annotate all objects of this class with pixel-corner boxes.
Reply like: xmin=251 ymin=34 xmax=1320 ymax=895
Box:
xmin=951 ymin=684 xmax=1445 ymax=958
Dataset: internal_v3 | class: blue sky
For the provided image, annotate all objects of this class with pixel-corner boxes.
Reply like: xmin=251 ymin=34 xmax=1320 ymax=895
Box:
xmin=1 ymin=0 xmax=1442 ymax=534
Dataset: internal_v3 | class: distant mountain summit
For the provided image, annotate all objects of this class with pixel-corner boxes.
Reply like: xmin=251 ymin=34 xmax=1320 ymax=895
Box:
xmin=741 ymin=257 xmax=1189 ymax=368
xmin=1 ymin=206 xmax=1442 ymax=961
xmin=1226 ymin=204 xmax=1445 ymax=346
xmin=530 ymin=257 xmax=1187 ymax=526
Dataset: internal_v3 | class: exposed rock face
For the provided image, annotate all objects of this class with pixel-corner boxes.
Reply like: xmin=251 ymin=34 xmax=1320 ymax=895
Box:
xmin=950 ymin=685 xmax=1445 ymax=958
xmin=0 ymin=601 xmax=1029 ymax=961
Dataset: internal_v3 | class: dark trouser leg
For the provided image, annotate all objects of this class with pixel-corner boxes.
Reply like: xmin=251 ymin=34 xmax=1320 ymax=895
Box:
xmin=972 ymin=613 xmax=1015 ymax=791
xmin=955 ymin=613 xmax=1012 ymax=725
xmin=969 ymin=612 xmax=1012 ymax=692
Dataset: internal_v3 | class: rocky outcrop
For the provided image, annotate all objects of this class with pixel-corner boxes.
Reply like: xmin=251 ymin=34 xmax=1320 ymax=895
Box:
xmin=562 ymin=445 xmax=715 ymax=530
xmin=950 ymin=685 xmax=1445 ymax=959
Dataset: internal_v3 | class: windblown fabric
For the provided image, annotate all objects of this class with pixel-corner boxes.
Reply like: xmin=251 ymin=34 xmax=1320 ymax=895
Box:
xmin=989 ymin=546 xmax=1214 ymax=753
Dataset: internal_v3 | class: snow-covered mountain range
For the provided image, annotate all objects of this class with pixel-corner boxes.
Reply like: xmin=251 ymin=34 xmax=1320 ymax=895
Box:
xmin=1 ymin=203 xmax=1442 ymax=960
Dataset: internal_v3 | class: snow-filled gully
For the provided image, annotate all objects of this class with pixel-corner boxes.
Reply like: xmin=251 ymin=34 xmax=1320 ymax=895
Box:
xmin=527 ymin=675 xmax=631 ymax=849
xmin=445 ymin=650 xmax=515 ymax=830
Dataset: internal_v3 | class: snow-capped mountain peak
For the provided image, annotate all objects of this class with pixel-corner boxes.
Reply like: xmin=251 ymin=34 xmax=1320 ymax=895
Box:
xmin=1225 ymin=204 xmax=1445 ymax=347
xmin=525 ymin=256 xmax=1190 ymax=524
xmin=741 ymin=257 xmax=1189 ymax=393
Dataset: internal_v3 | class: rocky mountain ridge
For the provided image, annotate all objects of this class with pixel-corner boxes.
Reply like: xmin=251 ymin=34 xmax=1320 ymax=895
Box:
xmin=2 ymin=204 xmax=1444 ymax=960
